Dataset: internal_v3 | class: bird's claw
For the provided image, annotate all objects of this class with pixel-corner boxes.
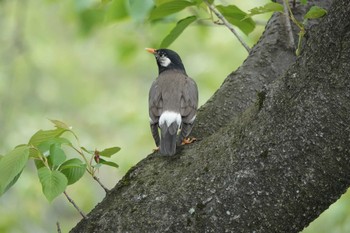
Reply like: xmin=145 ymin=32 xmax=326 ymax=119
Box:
xmin=181 ymin=137 xmax=197 ymax=145
xmin=152 ymin=147 xmax=160 ymax=152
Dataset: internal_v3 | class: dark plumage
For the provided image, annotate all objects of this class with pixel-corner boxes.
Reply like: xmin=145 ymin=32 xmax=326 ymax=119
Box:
xmin=146 ymin=48 xmax=198 ymax=156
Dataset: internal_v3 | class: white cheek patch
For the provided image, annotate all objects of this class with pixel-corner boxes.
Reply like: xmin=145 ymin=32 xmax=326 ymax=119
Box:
xmin=159 ymin=57 xmax=171 ymax=67
xmin=159 ymin=111 xmax=181 ymax=127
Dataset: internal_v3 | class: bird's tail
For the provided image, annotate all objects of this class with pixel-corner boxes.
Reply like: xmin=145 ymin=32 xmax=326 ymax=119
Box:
xmin=159 ymin=111 xmax=181 ymax=156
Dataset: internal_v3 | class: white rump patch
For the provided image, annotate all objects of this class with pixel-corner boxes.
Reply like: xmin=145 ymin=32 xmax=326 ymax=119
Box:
xmin=159 ymin=56 xmax=171 ymax=67
xmin=159 ymin=111 xmax=181 ymax=127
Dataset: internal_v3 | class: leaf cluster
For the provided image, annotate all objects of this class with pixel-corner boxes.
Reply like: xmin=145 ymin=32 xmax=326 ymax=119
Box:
xmin=0 ymin=120 xmax=120 ymax=202
xmin=76 ymin=0 xmax=258 ymax=47
xmin=74 ymin=0 xmax=327 ymax=54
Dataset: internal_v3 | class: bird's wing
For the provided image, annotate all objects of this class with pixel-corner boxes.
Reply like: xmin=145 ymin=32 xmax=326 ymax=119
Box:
xmin=180 ymin=76 xmax=198 ymax=123
xmin=149 ymin=79 xmax=163 ymax=123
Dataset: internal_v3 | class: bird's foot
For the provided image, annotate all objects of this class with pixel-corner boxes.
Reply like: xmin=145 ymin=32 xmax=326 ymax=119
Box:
xmin=152 ymin=147 xmax=160 ymax=152
xmin=181 ymin=137 xmax=197 ymax=145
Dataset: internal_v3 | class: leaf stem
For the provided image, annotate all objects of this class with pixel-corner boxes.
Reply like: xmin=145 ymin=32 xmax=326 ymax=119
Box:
xmin=204 ymin=0 xmax=251 ymax=53
xmin=284 ymin=0 xmax=303 ymax=29
xmin=282 ymin=0 xmax=295 ymax=49
xmin=71 ymin=146 xmax=91 ymax=171
xmin=93 ymin=175 xmax=110 ymax=193
xmin=283 ymin=0 xmax=305 ymax=55
xmin=63 ymin=191 xmax=87 ymax=219
xmin=32 ymin=146 xmax=51 ymax=169
xmin=70 ymin=145 xmax=110 ymax=192
xmin=67 ymin=130 xmax=110 ymax=193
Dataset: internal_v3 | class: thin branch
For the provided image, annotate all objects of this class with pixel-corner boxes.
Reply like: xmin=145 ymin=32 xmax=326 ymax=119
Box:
xmin=284 ymin=0 xmax=303 ymax=29
xmin=93 ymin=175 xmax=110 ymax=193
xmin=63 ymin=191 xmax=87 ymax=219
xmin=56 ymin=222 xmax=61 ymax=233
xmin=282 ymin=0 xmax=296 ymax=49
xmin=283 ymin=0 xmax=305 ymax=55
xmin=68 ymin=131 xmax=110 ymax=192
xmin=204 ymin=0 xmax=251 ymax=53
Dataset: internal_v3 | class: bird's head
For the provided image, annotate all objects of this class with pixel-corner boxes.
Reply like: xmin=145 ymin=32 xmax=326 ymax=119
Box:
xmin=146 ymin=48 xmax=186 ymax=74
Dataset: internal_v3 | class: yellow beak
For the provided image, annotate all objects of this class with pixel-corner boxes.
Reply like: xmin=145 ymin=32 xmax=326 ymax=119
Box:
xmin=145 ymin=48 xmax=157 ymax=54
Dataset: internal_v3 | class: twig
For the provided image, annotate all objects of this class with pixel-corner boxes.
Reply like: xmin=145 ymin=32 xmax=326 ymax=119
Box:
xmin=93 ymin=175 xmax=110 ymax=193
xmin=283 ymin=0 xmax=296 ymax=49
xmin=204 ymin=0 xmax=251 ymax=53
xmin=63 ymin=191 xmax=87 ymax=219
xmin=283 ymin=0 xmax=305 ymax=55
xmin=284 ymin=0 xmax=303 ymax=29
xmin=56 ymin=222 xmax=61 ymax=233
xmin=68 ymin=132 xmax=109 ymax=192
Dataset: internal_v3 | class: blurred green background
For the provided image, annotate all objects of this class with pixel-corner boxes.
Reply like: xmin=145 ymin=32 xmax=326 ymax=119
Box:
xmin=0 ymin=0 xmax=349 ymax=232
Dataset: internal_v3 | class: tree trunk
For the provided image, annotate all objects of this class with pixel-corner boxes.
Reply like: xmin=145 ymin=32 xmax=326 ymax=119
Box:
xmin=71 ymin=0 xmax=350 ymax=232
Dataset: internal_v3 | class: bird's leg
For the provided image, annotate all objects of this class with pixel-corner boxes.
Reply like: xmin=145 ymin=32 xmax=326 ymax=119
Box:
xmin=150 ymin=123 xmax=160 ymax=152
xmin=177 ymin=122 xmax=195 ymax=146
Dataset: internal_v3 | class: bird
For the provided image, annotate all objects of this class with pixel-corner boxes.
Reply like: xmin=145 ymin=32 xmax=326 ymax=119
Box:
xmin=146 ymin=48 xmax=198 ymax=156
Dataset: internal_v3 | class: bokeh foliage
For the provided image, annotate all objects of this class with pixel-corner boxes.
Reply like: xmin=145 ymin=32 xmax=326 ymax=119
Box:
xmin=0 ymin=0 xmax=348 ymax=232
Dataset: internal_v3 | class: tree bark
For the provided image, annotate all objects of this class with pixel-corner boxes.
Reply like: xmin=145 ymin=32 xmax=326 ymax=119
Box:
xmin=71 ymin=0 xmax=350 ymax=232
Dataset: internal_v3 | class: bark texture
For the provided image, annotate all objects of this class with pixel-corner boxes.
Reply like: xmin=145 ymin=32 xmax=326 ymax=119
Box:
xmin=192 ymin=0 xmax=332 ymax=138
xmin=71 ymin=0 xmax=350 ymax=232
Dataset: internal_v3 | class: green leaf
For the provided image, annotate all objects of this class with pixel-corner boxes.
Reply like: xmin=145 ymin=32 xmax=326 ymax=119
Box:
xmin=128 ymin=0 xmax=154 ymax=22
xmin=160 ymin=16 xmax=197 ymax=48
xmin=0 ymin=145 xmax=29 ymax=196
xmin=49 ymin=119 xmax=71 ymax=130
xmin=59 ymin=159 xmax=86 ymax=185
xmin=48 ymin=144 xmax=66 ymax=168
xmin=59 ymin=158 xmax=85 ymax=170
xmin=78 ymin=8 xmax=105 ymax=34
xmin=3 ymin=171 xmax=23 ymax=194
xmin=99 ymin=158 xmax=119 ymax=168
xmin=105 ymin=0 xmax=129 ymax=23
xmin=216 ymin=5 xmax=256 ymax=35
xmin=28 ymin=147 xmax=41 ymax=159
xmin=99 ymin=146 xmax=121 ymax=157
xmin=149 ymin=0 xmax=196 ymax=20
xmin=154 ymin=0 xmax=174 ymax=6
xmin=34 ymin=159 xmax=46 ymax=170
xmin=194 ymin=0 xmax=213 ymax=4
xmin=301 ymin=0 xmax=308 ymax=5
xmin=247 ymin=2 xmax=283 ymax=17
xmin=81 ymin=147 xmax=94 ymax=154
xmin=154 ymin=0 xmax=203 ymax=7
xmin=38 ymin=167 xmax=67 ymax=202
xmin=202 ymin=0 xmax=214 ymax=4
xmin=304 ymin=6 xmax=327 ymax=19
xmin=37 ymin=137 xmax=72 ymax=155
xmin=29 ymin=128 xmax=67 ymax=147
xmin=50 ymin=137 xmax=72 ymax=146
